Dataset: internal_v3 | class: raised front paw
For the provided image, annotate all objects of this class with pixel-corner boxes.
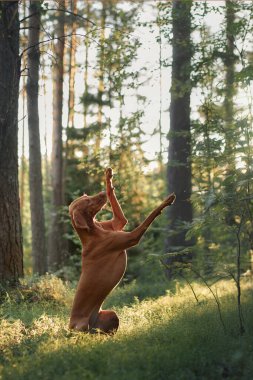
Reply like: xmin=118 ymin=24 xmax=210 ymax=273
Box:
xmin=105 ymin=168 xmax=114 ymax=196
xmin=162 ymin=192 xmax=176 ymax=207
xmin=105 ymin=167 xmax=113 ymax=180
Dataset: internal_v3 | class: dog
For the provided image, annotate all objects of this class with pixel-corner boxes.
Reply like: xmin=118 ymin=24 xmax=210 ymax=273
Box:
xmin=68 ymin=168 xmax=176 ymax=334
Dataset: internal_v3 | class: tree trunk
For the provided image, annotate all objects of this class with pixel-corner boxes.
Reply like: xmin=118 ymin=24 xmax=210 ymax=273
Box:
xmin=20 ymin=0 xmax=27 ymax=224
xmin=224 ymin=0 xmax=236 ymax=159
xmin=48 ymin=2 xmax=66 ymax=270
xmin=67 ymin=0 xmax=77 ymax=129
xmin=84 ymin=1 xmax=90 ymax=129
xmin=166 ymin=0 xmax=193 ymax=253
xmin=27 ymin=1 xmax=47 ymax=275
xmin=95 ymin=1 xmax=106 ymax=156
xmin=224 ymin=0 xmax=237 ymax=225
xmin=0 ymin=1 xmax=23 ymax=284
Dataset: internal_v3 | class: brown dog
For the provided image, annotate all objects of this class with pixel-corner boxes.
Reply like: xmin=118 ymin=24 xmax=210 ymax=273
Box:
xmin=69 ymin=168 xmax=176 ymax=334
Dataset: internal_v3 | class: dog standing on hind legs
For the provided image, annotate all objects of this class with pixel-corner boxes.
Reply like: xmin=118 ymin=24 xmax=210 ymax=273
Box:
xmin=69 ymin=168 xmax=176 ymax=334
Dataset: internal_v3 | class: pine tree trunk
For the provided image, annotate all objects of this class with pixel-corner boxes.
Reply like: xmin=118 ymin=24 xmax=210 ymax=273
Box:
xmin=20 ymin=0 xmax=27 ymax=223
xmin=27 ymin=1 xmax=47 ymax=275
xmin=84 ymin=1 xmax=90 ymax=129
xmin=224 ymin=0 xmax=237 ymax=225
xmin=224 ymin=0 xmax=236 ymax=159
xmin=67 ymin=0 xmax=77 ymax=129
xmin=48 ymin=2 xmax=65 ymax=270
xmin=166 ymin=0 xmax=193 ymax=254
xmin=95 ymin=1 xmax=106 ymax=155
xmin=0 ymin=1 xmax=23 ymax=284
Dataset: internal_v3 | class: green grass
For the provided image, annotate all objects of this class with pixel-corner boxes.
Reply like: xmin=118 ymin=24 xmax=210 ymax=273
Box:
xmin=0 ymin=275 xmax=253 ymax=380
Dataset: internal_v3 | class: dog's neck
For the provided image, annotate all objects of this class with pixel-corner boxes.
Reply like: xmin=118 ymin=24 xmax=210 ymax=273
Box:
xmin=79 ymin=219 xmax=105 ymax=245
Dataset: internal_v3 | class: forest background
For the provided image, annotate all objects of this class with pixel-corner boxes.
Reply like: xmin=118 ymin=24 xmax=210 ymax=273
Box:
xmin=0 ymin=1 xmax=253 ymax=379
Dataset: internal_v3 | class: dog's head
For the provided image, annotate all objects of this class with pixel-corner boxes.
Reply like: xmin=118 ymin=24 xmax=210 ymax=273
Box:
xmin=69 ymin=191 xmax=107 ymax=233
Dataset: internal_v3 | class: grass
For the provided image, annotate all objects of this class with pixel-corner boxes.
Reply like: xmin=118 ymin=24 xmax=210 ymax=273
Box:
xmin=0 ymin=274 xmax=253 ymax=380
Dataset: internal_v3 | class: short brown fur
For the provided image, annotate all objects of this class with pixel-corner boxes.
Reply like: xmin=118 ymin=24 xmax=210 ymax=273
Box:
xmin=69 ymin=168 xmax=175 ymax=334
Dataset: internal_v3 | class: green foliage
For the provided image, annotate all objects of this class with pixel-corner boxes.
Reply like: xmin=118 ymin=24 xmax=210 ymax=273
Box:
xmin=0 ymin=274 xmax=71 ymax=306
xmin=18 ymin=0 xmax=253 ymax=285
xmin=0 ymin=276 xmax=253 ymax=380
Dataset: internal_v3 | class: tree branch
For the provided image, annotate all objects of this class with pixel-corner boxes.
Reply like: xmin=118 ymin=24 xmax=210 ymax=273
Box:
xmin=20 ymin=32 xmax=101 ymax=59
xmin=20 ymin=8 xmax=96 ymax=26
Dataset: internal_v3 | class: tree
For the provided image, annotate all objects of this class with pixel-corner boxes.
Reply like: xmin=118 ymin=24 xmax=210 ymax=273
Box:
xmin=67 ymin=0 xmax=77 ymax=129
xmin=26 ymin=1 xmax=47 ymax=275
xmin=83 ymin=1 xmax=91 ymax=130
xmin=48 ymin=1 xmax=66 ymax=270
xmin=224 ymin=0 xmax=237 ymax=162
xmin=185 ymin=1 xmax=253 ymax=278
xmin=166 ymin=0 xmax=193 ymax=253
xmin=223 ymin=0 xmax=238 ymax=225
xmin=0 ymin=1 xmax=23 ymax=284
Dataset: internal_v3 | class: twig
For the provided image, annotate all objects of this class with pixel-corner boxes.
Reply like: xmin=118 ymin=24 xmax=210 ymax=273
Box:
xmin=190 ymin=268 xmax=227 ymax=334
xmin=20 ymin=9 xmax=96 ymax=26
xmin=20 ymin=32 xmax=101 ymax=58
xmin=235 ymin=210 xmax=246 ymax=335
xmin=161 ymin=260 xmax=199 ymax=304
xmin=179 ymin=272 xmax=199 ymax=304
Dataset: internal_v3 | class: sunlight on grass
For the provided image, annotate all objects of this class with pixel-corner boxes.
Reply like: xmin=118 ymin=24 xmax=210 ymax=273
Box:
xmin=0 ymin=276 xmax=253 ymax=380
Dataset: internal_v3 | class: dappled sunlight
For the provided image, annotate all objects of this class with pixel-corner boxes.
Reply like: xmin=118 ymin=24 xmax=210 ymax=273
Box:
xmin=1 ymin=278 xmax=253 ymax=379
xmin=1 ymin=277 xmax=253 ymax=380
xmin=1 ymin=0 xmax=253 ymax=378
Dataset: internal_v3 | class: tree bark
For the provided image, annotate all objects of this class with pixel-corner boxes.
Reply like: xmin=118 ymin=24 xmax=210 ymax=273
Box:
xmin=84 ymin=1 xmax=90 ymax=129
xmin=224 ymin=0 xmax=236 ymax=159
xmin=0 ymin=1 xmax=23 ymax=284
xmin=20 ymin=0 xmax=27 ymax=224
xmin=95 ymin=1 xmax=106 ymax=155
xmin=67 ymin=0 xmax=77 ymax=129
xmin=166 ymin=0 xmax=193 ymax=252
xmin=48 ymin=1 xmax=66 ymax=270
xmin=26 ymin=1 xmax=47 ymax=275
xmin=224 ymin=0 xmax=237 ymax=226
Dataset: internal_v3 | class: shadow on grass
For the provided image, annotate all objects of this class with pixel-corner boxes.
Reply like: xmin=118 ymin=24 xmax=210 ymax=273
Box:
xmin=2 ymin=293 xmax=253 ymax=380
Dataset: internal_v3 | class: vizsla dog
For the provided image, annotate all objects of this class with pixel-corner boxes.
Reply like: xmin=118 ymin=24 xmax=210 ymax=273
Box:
xmin=69 ymin=168 xmax=176 ymax=334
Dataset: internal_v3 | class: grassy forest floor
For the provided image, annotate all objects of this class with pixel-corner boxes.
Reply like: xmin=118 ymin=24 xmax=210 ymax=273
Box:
xmin=0 ymin=273 xmax=253 ymax=380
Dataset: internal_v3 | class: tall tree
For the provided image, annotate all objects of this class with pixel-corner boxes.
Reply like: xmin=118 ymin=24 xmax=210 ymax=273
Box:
xmin=67 ymin=0 xmax=77 ymax=129
xmin=83 ymin=1 xmax=91 ymax=129
xmin=20 ymin=0 xmax=27 ymax=223
xmin=166 ymin=0 xmax=193 ymax=252
xmin=0 ymin=1 xmax=23 ymax=284
xmin=27 ymin=1 xmax=47 ymax=275
xmin=223 ymin=0 xmax=237 ymax=225
xmin=224 ymin=0 xmax=237 ymax=160
xmin=95 ymin=0 xmax=106 ymax=155
xmin=48 ymin=1 xmax=66 ymax=270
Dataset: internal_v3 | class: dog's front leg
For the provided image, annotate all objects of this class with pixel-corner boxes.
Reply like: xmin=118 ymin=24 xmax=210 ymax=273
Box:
xmin=109 ymin=193 xmax=176 ymax=251
xmin=105 ymin=168 xmax=127 ymax=230
xmin=129 ymin=192 xmax=176 ymax=245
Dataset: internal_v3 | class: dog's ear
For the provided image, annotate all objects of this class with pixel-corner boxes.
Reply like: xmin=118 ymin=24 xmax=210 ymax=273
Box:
xmin=72 ymin=210 xmax=90 ymax=231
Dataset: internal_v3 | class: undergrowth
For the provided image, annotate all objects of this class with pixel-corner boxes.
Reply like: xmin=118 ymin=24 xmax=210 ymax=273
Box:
xmin=0 ymin=274 xmax=253 ymax=380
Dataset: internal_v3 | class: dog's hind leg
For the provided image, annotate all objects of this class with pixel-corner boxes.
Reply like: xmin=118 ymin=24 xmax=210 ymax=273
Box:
xmin=91 ymin=310 xmax=119 ymax=335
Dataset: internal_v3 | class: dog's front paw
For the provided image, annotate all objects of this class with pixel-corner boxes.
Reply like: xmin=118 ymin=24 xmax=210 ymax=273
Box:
xmin=105 ymin=167 xmax=113 ymax=180
xmin=163 ymin=193 xmax=176 ymax=207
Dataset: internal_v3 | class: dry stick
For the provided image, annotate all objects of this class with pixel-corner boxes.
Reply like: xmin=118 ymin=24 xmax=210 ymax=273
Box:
xmin=190 ymin=268 xmax=227 ymax=334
